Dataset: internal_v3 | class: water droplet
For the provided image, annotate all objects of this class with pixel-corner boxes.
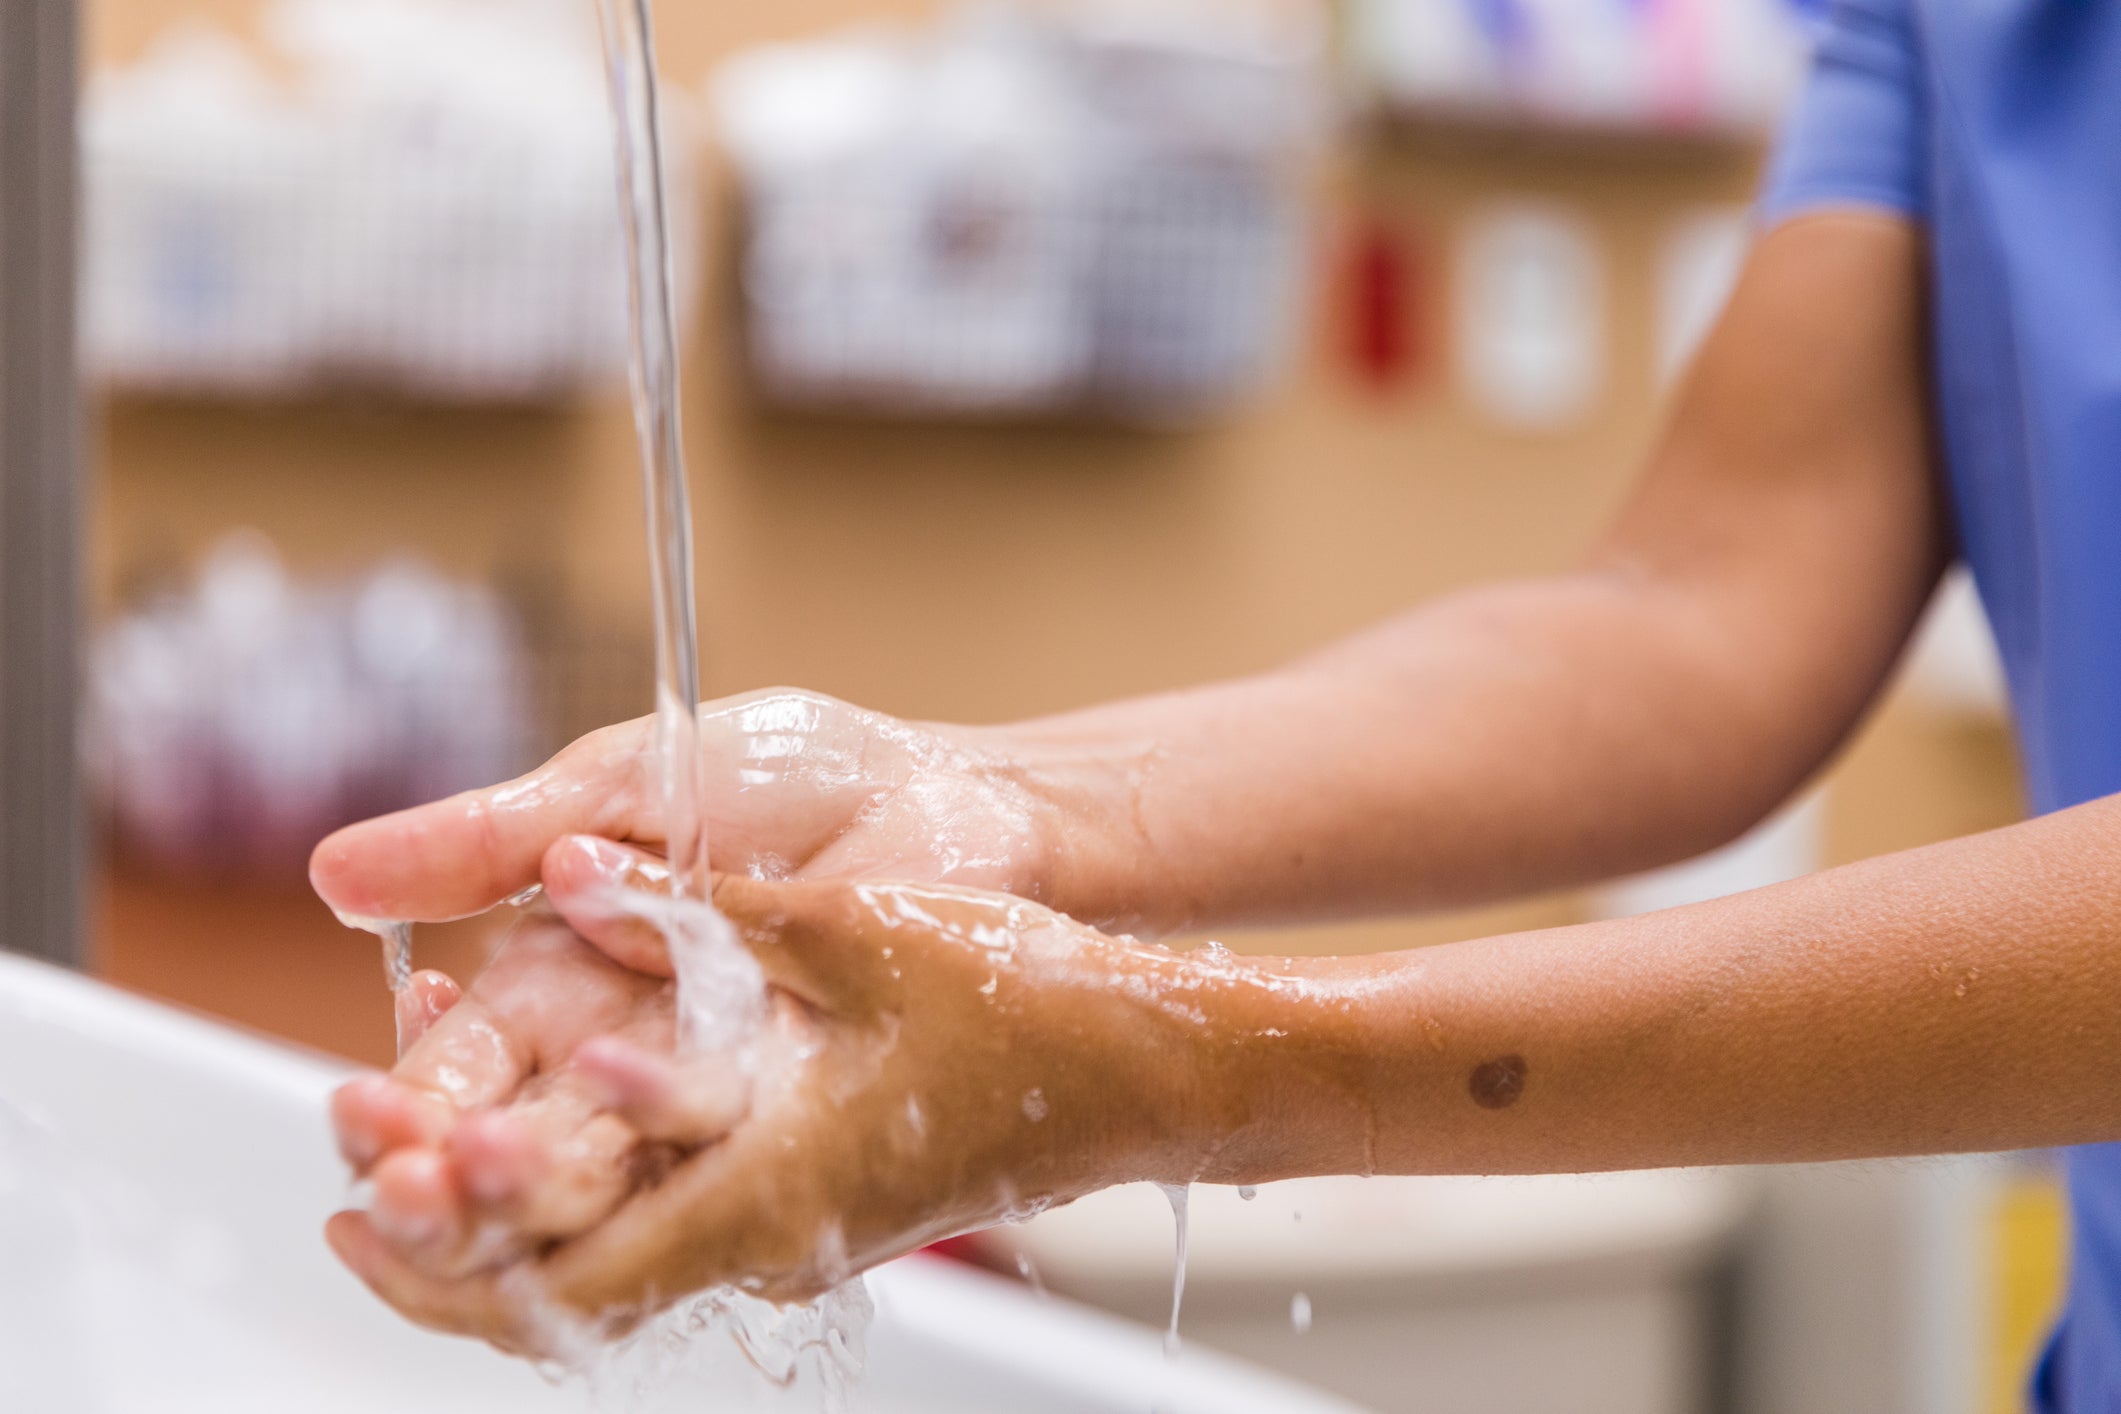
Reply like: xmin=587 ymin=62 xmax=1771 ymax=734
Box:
xmin=1237 ymin=1185 xmax=1257 ymax=1201
xmin=1155 ymin=1182 xmax=1190 ymax=1356
xmin=335 ymin=914 xmax=415 ymax=1055
xmin=1021 ymin=1088 xmax=1049 ymax=1122
xmin=1290 ymin=1291 xmax=1312 ymax=1333
xmin=505 ymin=882 xmax=544 ymax=907
xmin=1014 ymin=1251 xmax=1049 ymax=1300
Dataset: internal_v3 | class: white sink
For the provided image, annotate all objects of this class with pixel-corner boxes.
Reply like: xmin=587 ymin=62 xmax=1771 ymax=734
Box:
xmin=0 ymin=953 xmax=1358 ymax=1414
xmin=973 ymin=1138 xmax=1748 ymax=1413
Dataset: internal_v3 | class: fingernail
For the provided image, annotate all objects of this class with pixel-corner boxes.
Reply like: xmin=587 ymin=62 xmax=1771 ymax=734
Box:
xmin=567 ymin=834 xmax=628 ymax=870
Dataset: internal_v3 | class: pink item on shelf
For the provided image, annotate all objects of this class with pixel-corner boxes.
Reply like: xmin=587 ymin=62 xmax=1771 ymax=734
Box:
xmin=1646 ymin=0 xmax=1713 ymax=128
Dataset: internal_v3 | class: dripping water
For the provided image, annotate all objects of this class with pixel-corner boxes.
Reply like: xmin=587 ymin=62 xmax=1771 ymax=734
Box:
xmin=334 ymin=911 xmax=415 ymax=1057
xmin=377 ymin=921 xmax=413 ymax=1055
xmin=376 ymin=921 xmax=412 ymax=995
xmin=1155 ymin=1182 xmax=1190 ymax=1356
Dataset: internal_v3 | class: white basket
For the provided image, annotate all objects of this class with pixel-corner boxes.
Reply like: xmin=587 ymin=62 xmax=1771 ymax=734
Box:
xmin=82 ymin=12 xmax=701 ymax=402
xmin=717 ymin=12 xmax=1319 ymax=422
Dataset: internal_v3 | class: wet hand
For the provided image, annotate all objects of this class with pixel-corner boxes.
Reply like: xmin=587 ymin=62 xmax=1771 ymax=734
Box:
xmin=308 ymin=689 xmax=1090 ymax=929
xmin=329 ymin=909 xmax=748 ymax=1287
xmin=327 ymin=859 xmax=1220 ymax=1351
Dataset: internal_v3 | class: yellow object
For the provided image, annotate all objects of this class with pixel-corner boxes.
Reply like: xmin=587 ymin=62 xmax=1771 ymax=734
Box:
xmin=1989 ymin=1171 xmax=2067 ymax=1414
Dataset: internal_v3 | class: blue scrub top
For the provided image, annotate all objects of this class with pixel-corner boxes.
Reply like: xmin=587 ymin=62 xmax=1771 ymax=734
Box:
xmin=1762 ymin=1 xmax=2121 ymax=1406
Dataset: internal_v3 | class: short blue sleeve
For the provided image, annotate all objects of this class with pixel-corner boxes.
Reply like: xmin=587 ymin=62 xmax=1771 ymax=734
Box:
xmin=1759 ymin=0 xmax=1929 ymax=224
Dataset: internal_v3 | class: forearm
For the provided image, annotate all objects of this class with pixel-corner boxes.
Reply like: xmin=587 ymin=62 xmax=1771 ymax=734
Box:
xmin=1171 ymin=793 xmax=2121 ymax=1182
xmin=972 ymin=216 xmax=1940 ymax=940
xmin=1000 ymin=561 xmax=1904 ymax=936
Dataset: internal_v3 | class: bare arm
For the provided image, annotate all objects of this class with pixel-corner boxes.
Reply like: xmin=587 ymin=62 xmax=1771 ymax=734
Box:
xmin=1025 ymin=211 xmax=1946 ymax=934
xmin=329 ymin=797 xmax=2121 ymax=1337
xmin=1186 ymin=790 xmax=2121 ymax=1179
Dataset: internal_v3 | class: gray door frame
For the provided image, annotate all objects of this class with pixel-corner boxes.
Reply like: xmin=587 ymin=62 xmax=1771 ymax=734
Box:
xmin=0 ymin=1 xmax=87 ymax=966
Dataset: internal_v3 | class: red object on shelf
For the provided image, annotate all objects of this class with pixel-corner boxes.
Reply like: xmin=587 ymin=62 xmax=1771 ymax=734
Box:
xmin=1346 ymin=216 xmax=1421 ymax=391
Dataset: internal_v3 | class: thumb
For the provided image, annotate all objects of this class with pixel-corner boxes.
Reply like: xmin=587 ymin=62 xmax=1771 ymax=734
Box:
xmin=540 ymin=835 xmax=683 ymax=978
xmin=542 ymin=837 xmax=887 ymax=1011
xmin=312 ymin=719 xmax=651 ymax=923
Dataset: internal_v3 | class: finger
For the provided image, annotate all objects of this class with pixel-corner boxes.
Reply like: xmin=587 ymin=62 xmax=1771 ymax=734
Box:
xmin=310 ymin=719 xmax=652 ymax=924
xmin=551 ymin=839 xmax=896 ymax=1015
xmin=537 ymin=1118 xmax=824 ymax=1315
xmin=541 ymin=835 xmax=681 ymax=977
xmin=395 ymin=970 xmax=463 ymax=1052
xmin=442 ymin=999 xmax=690 ymax=1248
xmin=447 ymin=1108 xmax=553 ymax=1223
xmin=325 ymin=1210 xmax=529 ymax=1348
xmin=367 ymin=1147 xmax=466 ymax=1259
xmin=386 ymin=911 xmax=659 ymax=1113
xmin=544 ymin=839 xmax=832 ymax=1010
xmin=370 ymin=1138 xmax=551 ymax=1281
xmin=332 ymin=1074 xmax=458 ymax=1174
xmin=312 ymin=687 xmax=922 ymax=928
xmin=334 ymin=979 xmax=533 ymax=1176
xmin=575 ymin=1037 xmax=750 ymax=1146
xmin=450 ymin=1105 xmax=645 ymax=1242
xmin=391 ymin=988 xmax=529 ymax=1112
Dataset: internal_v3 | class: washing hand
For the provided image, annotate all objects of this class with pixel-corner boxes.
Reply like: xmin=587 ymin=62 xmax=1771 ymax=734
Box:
xmin=309 ymin=688 xmax=1145 ymax=934
xmin=327 ymin=898 xmax=740 ymax=1299
xmin=326 ymin=852 xmax=1257 ymax=1352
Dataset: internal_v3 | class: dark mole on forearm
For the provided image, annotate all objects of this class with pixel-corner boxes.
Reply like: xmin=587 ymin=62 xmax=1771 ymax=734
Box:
xmin=1469 ymin=1055 xmax=1528 ymax=1110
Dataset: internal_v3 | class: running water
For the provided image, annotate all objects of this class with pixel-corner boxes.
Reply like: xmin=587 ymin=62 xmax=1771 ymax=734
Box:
xmin=593 ymin=0 xmax=763 ymax=1054
xmin=572 ymin=1 xmax=854 ymax=1403
xmin=1156 ymin=1182 xmax=1191 ymax=1356
xmin=328 ymin=5 xmax=829 ymax=1395
xmin=593 ymin=0 xmax=701 ymax=897
xmin=333 ymin=912 xmax=414 ymax=1056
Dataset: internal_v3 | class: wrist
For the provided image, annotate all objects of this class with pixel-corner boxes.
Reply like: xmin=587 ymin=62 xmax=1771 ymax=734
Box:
xmin=956 ymin=720 xmax=1175 ymax=936
xmin=1159 ymin=952 xmax=1403 ymax=1185
xmin=1055 ymin=939 xmax=1258 ymax=1189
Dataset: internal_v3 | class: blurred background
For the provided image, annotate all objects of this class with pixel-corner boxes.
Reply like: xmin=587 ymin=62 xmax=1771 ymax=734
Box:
xmin=49 ymin=0 xmax=2049 ymax=1409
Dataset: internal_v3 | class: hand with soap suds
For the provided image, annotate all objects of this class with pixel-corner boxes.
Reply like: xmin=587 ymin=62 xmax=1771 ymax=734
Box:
xmin=327 ymin=907 xmax=748 ymax=1290
xmin=328 ymin=804 xmax=2121 ymax=1358
xmin=312 ymin=210 xmax=2121 ymax=1383
xmin=309 ymin=687 xmax=1135 ymax=932
xmin=325 ymin=858 xmax=1245 ymax=1351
